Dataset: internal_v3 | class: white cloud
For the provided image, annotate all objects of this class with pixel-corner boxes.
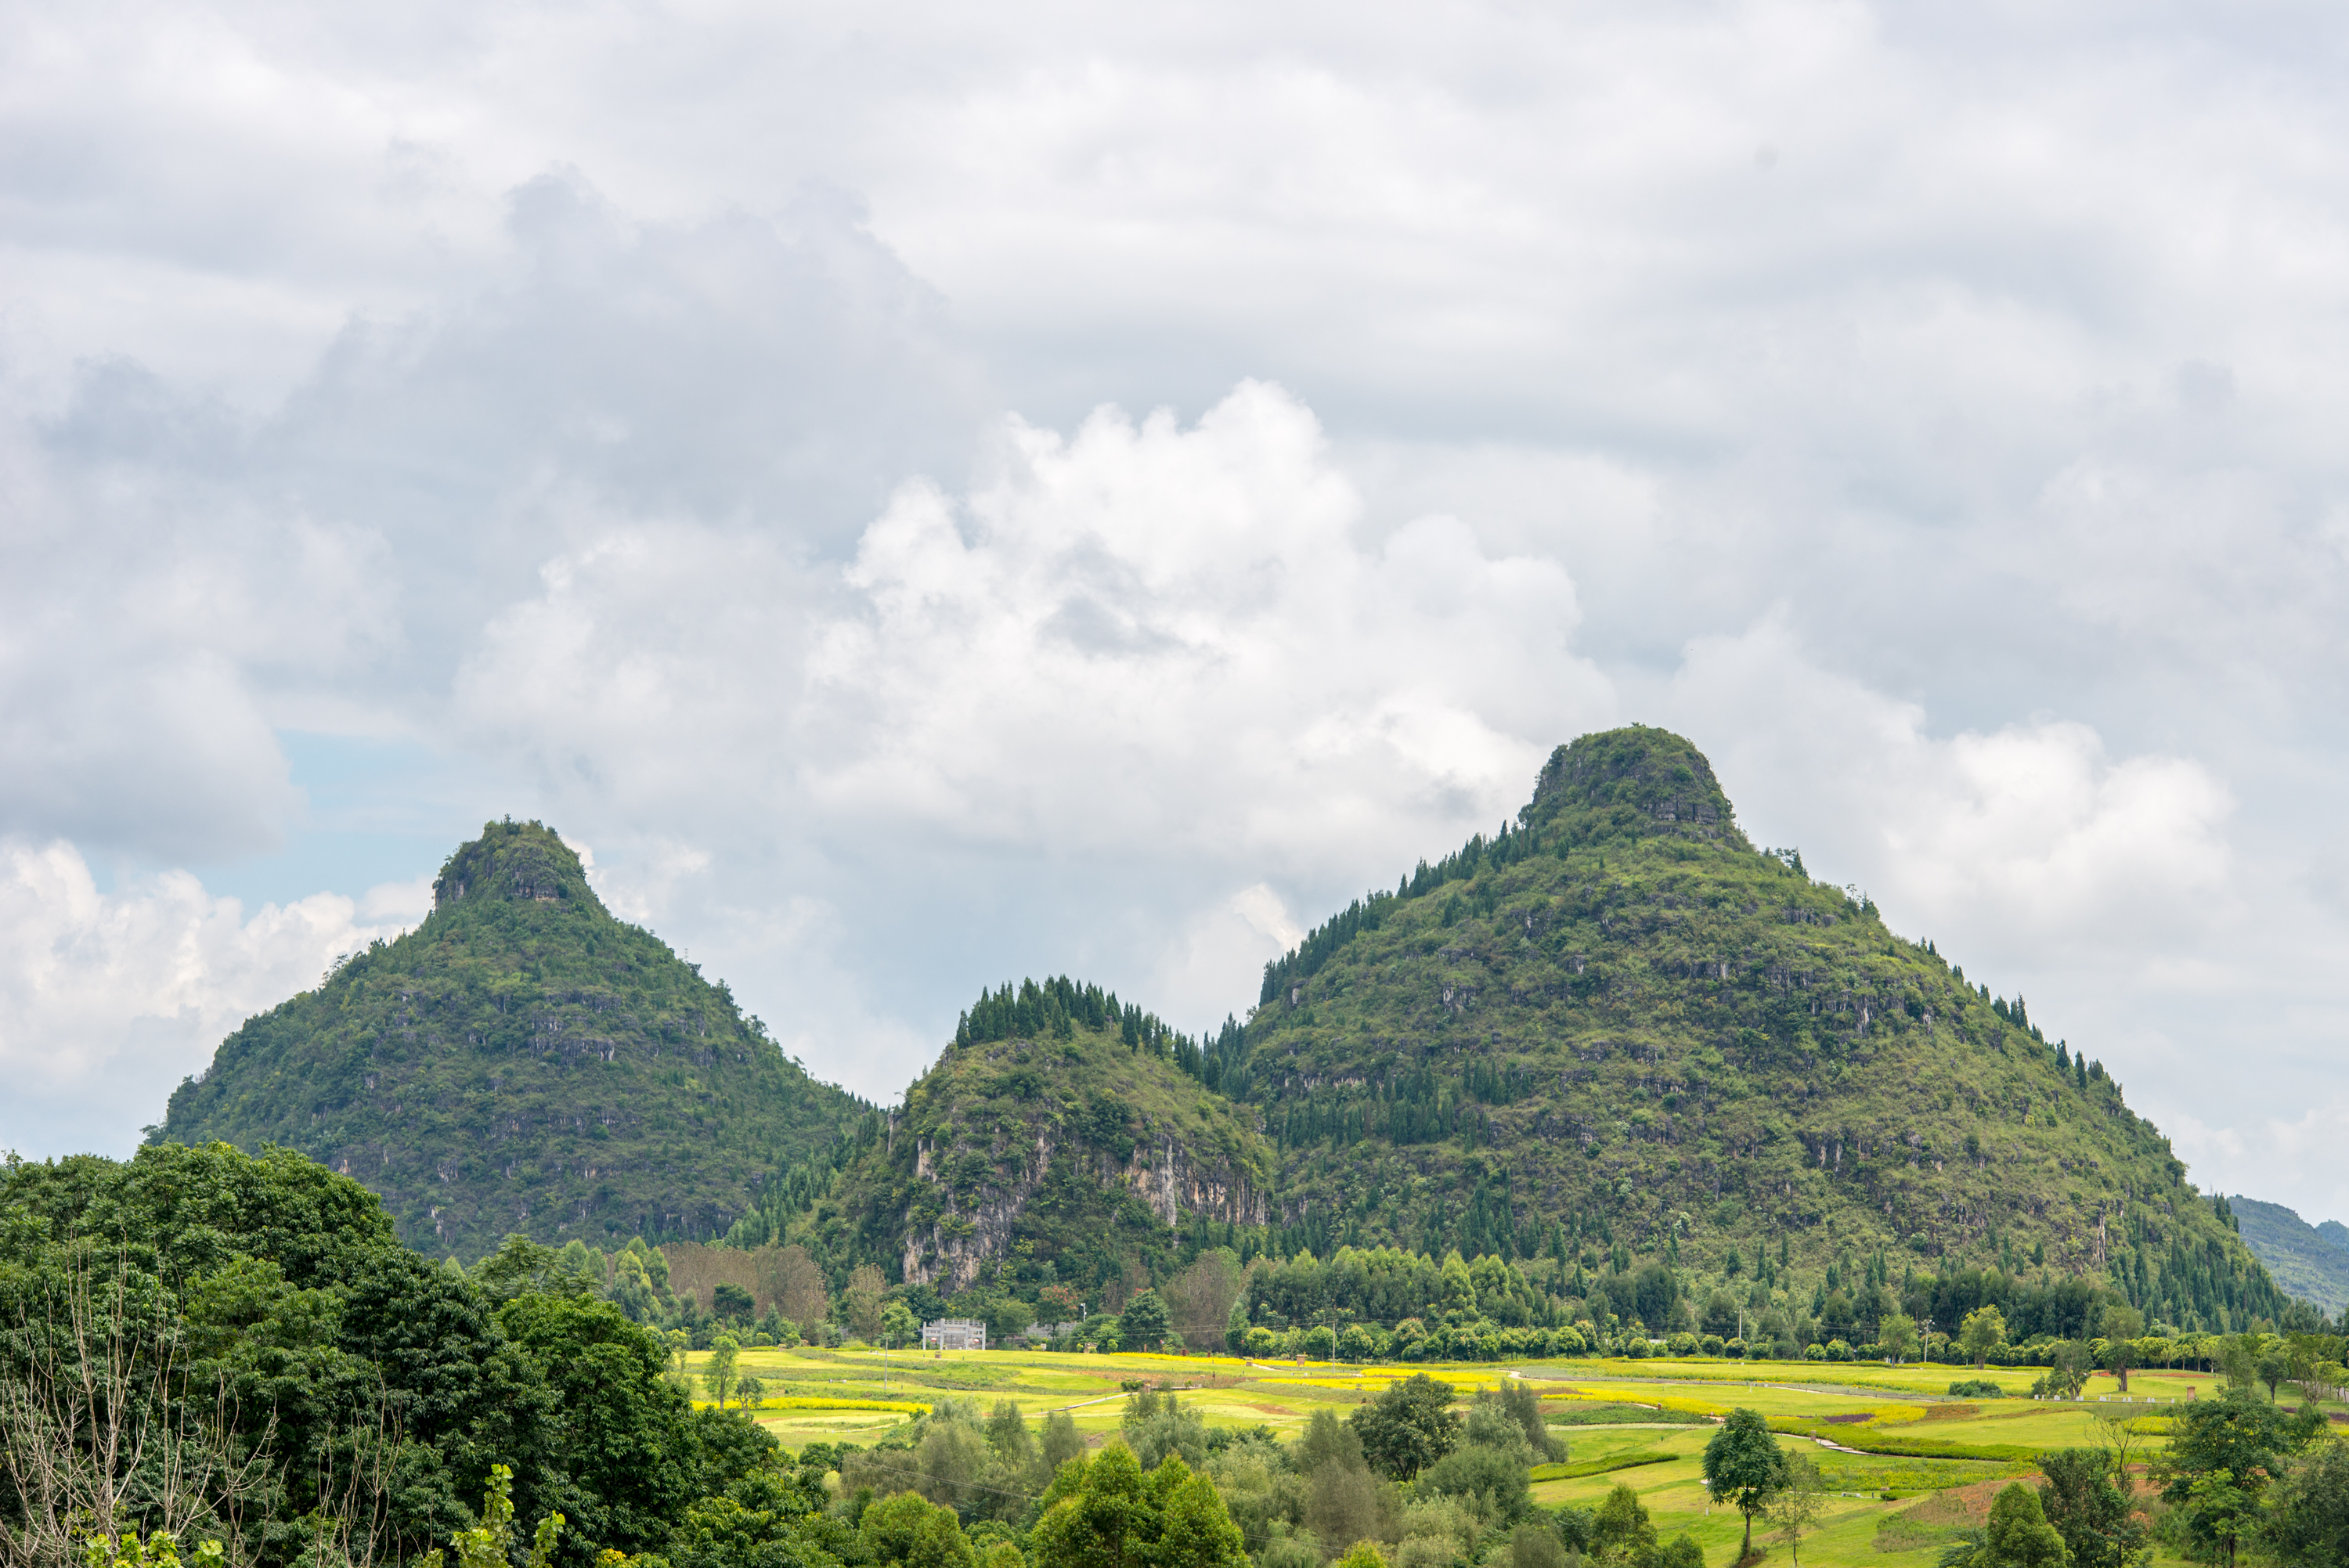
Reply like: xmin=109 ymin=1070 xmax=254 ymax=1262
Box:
xmin=5 ymin=0 xmax=2349 ymax=1221
xmin=1671 ymin=618 xmax=2236 ymax=960
xmin=0 ymin=839 xmax=424 ymax=1156
xmin=446 ymin=383 xmax=1612 ymax=1094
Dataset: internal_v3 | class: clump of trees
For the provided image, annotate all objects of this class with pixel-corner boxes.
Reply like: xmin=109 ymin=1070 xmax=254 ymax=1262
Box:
xmin=0 ymin=1143 xmax=787 ymax=1566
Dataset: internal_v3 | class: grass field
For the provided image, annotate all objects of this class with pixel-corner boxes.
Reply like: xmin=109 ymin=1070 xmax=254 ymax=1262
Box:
xmin=684 ymin=1346 xmax=2320 ymax=1568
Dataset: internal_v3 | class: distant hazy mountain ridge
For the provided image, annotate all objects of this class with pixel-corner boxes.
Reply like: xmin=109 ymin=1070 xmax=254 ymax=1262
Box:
xmin=2228 ymin=1195 xmax=2349 ymax=1317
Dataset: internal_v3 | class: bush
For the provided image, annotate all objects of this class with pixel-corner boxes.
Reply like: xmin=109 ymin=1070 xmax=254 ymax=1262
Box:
xmin=1946 ymin=1379 xmax=2003 ymax=1398
xmin=1701 ymin=1334 xmax=1726 ymax=1357
xmin=1824 ymin=1339 xmax=1853 ymax=1362
xmin=1803 ymin=1343 xmax=1826 ymax=1362
xmin=1667 ymin=1333 xmax=1699 ymax=1357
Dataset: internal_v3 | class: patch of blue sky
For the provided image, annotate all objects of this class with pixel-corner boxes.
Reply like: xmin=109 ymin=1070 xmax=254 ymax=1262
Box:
xmin=189 ymin=732 xmax=511 ymax=912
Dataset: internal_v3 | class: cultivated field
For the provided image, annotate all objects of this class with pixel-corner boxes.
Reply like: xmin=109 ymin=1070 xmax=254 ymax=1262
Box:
xmin=681 ymin=1346 xmax=2308 ymax=1568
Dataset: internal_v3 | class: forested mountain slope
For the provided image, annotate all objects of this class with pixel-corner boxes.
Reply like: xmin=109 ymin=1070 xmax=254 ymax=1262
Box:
xmin=801 ymin=977 xmax=1272 ymax=1300
xmin=1233 ymin=726 xmax=2293 ymax=1333
xmin=2229 ymin=1195 xmax=2349 ymax=1317
xmin=157 ymin=820 xmax=867 ymax=1256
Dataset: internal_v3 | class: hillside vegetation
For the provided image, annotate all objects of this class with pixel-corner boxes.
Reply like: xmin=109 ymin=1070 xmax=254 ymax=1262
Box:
xmin=1232 ymin=726 xmax=2291 ymax=1336
xmin=2231 ymin=1195 xmax=2349 ymax=1317
xmin=805 ymin=977 xmax=1274 ymax=1303
xmin=156 ymin=820 xmax=868 ymax=1256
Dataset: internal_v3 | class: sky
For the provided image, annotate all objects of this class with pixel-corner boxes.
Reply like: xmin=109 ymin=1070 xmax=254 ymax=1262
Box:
xmin=2 ymin=0 xmax=2345 ymax=1222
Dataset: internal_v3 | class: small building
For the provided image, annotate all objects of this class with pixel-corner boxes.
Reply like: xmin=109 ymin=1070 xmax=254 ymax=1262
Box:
xmin=922 ymin=1317 xmax=987 ymax=1351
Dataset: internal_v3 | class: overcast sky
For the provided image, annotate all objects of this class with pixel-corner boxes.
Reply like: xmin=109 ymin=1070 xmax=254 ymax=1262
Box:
xmin=4 ymin=0 xmax=2345 ymax=1224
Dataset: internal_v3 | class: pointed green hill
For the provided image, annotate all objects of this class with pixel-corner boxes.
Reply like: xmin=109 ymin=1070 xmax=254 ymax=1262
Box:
xmin=156 ymin=819 xmax=868 ymax=1257
xmin=1234 ymin=725 xmax=2294 ymax=1332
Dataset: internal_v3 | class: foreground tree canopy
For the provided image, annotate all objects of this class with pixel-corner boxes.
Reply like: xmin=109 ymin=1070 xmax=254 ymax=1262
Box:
xmin=0 ymin=1142 xmax=775 ymax=1566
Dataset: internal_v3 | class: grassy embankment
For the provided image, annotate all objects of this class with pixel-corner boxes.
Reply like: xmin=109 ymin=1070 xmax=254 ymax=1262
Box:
xmin=683 ymin=1348 xmax=2323 ymax=1568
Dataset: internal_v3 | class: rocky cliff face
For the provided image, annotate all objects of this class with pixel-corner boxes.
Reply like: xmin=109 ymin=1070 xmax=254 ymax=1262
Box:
xmin=900 ymin=1119 xmax=1268 ymax=1292
xmin=832 ymin=1022 xmax=1273 ymax=1298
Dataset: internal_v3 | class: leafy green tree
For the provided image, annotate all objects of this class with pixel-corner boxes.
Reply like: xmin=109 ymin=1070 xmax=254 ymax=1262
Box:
xmin=1474 ymin=1380 xmax=1562 ymax=1462
xmin=917 ymin=1413 xmax=994 ymax=1512
xmin=2257 ymin=1343 xmax=2293 ymax=1403
xmin=1509 ymin=1521 xmax=1568 ymax=1568
xmin=1031 ymin=1445 xmax=1244 ymax=1568
xmin=1769 ymin=1454 xmax=1828 ymax=1566
xmin=1978 ymin=1482 xmax=2066 ymax=1568
xmin=1590 ymin=1482 xmax=1655 ymax=1563
xmin=987 ymin=1399 xmax=1042 ymax=1483
xmin=2034 ymin=1450 xmax=2148 ymax=1568
xmin=1960 ymin=1307 xmax=2008 ymax=1372
xmin=1042 ymin=1410 xmax=1088 ymax=1480
xmin=495 ymin=1291 xmax=704 ymax=1553
xmin=1440 ymin=1253 xmax=1478 ymax=1315
xmin=2257 ymin=1440 xmax=2349 ymax=1566
xmin=883 ymin=1300 xmax=921 ymax=1348
xmin=1297 ymin=1408 xmax=1369 ymax=1478
xmin=1122 ymin=1388 xmax=1208 ymax=1471
xmin=705 ymin=1333 xmax=742 ymax=1408
xmin=1304 ymin=1463 xmax=1388 ymax=1557
xmin=711 ymin=1283 xmax=755 ymax=1322
xmin=410 ymin=1465 xmax=564 ymax=1568
xmin=2152 ymin=1387 xmax=2324 ymax=1567
xmin=1154 ymin=1458 xmax=1251 ymax=1568
xmin=1420 ymin=1441 xmax=1532 ymax=1530
xmin=908 ymin=1507 xmax=980 ymax=1568
xmin=1701 ymin=1407 xmax=1788 ymax=1559
xmin=1118 ymin=1290 xmax=1171 ymax=1353
xmin=1225 ymin=1299 xmax=1252 ymax=1354
xmin=862 ymin=1492 xmax=951 ymax=1564
xmin=2219 ymin=1335 xmax=2259 ymax=1395
xmin=1878 ymin=1314 xmax=1917 ymax=1364
xmin=1651 ymin=1536 xmax=1705 ymax=1568
xmin=1349 ymin=1374 xmax=1461 ymax=1480
xmin=2033 ymin=1341 xmax=2091 ymax=1400
xmin=667 ymin=1471 xmax=843 ymax=1568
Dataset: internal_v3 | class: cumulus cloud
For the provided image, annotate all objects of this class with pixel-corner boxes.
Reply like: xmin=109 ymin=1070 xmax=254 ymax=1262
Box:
xmin=450 ymin=382 xmax=1614 ymax=1093
xmin=5 ymin=0 xmax=2349 ymax=1217
xmin=0 ymin=839 xmax=427 ymax=1157
xmin=1671 ymin=618 xmax=2235 ymax=958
